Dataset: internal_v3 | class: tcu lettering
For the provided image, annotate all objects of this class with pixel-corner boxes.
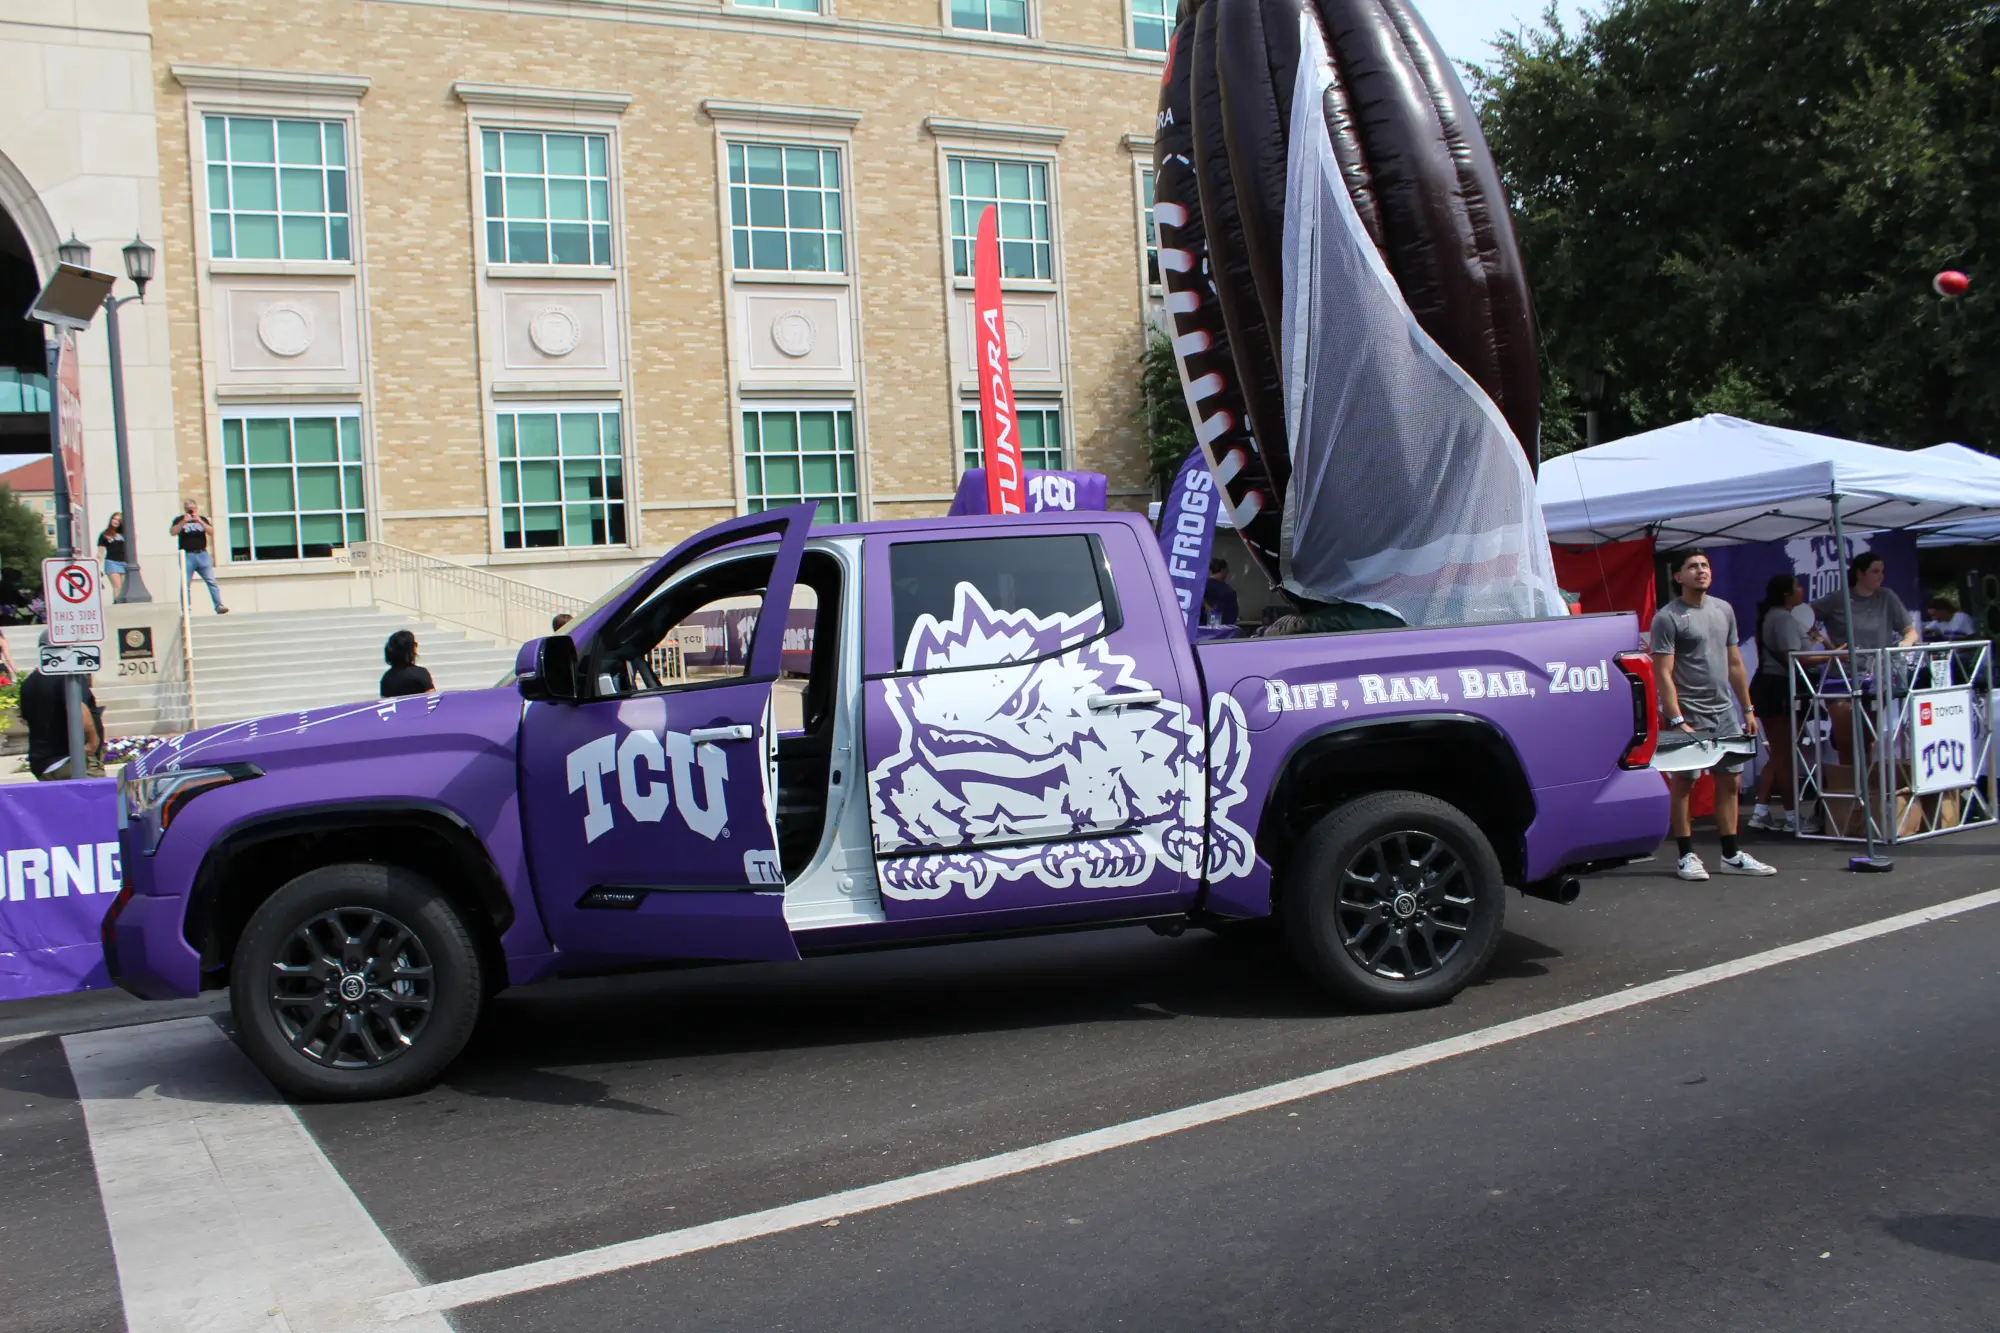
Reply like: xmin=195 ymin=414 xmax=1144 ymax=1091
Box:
xmin=1457 ymin=669 xmax=1535 ymax=700
xmin=566 ymin=730 xmax=731 ymax=844
xmin=1921 ymin=738 xmax=1969 ymax=783
xmin=1545 ymin=660 xmax=1612 ymax=695
xmin=1358 ymin=674 xmax=1448 ymax=705
xmin=1027 ymin=474 xmax=1078 ymax=511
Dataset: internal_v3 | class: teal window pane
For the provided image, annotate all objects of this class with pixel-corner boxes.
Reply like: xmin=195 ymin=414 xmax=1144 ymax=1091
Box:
xmin=515 ymin=415 xmax=559 ymax=457
xmin=487 ymin=220 xmax=505 ymax=260
xmin=205 ymin=116 xmax=228 ymax=161
xmin=549 ymin=223 xmax=590 ymax=265
xmin=228 ymin=517 xmax=250 ymax=556
xmin=326 ymin=169 xmax=348 ymax=214
xmin=208 ymin=164 xmax=230 ymax=209
xmin=281 ymin=215 xmax=327 ymax=260
xmin=232 ymin=165 xmax=277 ymax=211
xmin=745 ymin=144 xmax=782 ymax=184
xmin=497 ymin=415 xmax=516 ymax=457
xmin=501 ymin=132 xmax=543 ymax=173
xmin=292 ymin=417 xmax=338 ymax=462
xmin=965 ymin=159 xmax=996 ymax=197
xmin=296 ymin=467 xmax=341 ymax=509
xmin=587 ymin=136 xmax=606 ymax=176
xmin=949 ymin=158 xmax=963 ymax=194
xmin=329 ymin=216 xmax=350 ymax=261
xmin=503 ymin=509 xmax=522 ymax=548
xmin=790 ymin=233 xmax=825 ymax=271
xmin=482 ymin=129 xmax=501 ymax=172
xmin=588 ymin=180 xmax=609 ymax=220
xmin=300 ymin=512 xmax=343 ymax=548
xmin=827 ymin=233 xmax=844 ymax=272
xmin=762 ymin=412 xmax=796 ymax=455
xmin=506 ymin=223 xmax=548 ymax=264
xmin=728 ymin=143 xmax=745 ymax=182
xmin=346 ymin=513 xmax=367 ymax=543
xmin=559 ymin=413 xmax=600 ymax=456
xmin=500 ymin=463 xmax=519 ymax=504
xmin=245 ymin=418 xmax=291 ymax=465
xmin=750 ymin=231 xmax=787 ymax=269
xmin=545 ymin=134 xmax=587 ymax=176
xmin=252 ymin=515 xmax=297 ymax=555
xmin=209 ymin=213 xmax=232 ymax=259
xmin=249 ymin=469 xmax=295 ymax=512
xmin=748 ymin=187 xmax=784 ymax=227
xmin=733 ymin=231 xmax=751 ymax=269
xmin=230 ymin=117 xmax=274 ymax=163
xmin=225 ymin=470 xmax=247 ymax=513
xmin=277 ymin=120 xmax=323 ymax=165
xmin=600 ymin=412 xmax=620 ymax=451
xmin=799 ymin=413 xmax=836 ymax=452
xmin=342 ymin=467 xmax=364 ymax=507
xmin=339 ymin=416 xmax=361 ymax=459
xmin=802 ymin=456 xmax=837 ymax=492
xmin=485 ymin=176 xmax=504 ymax=217
xmin=223 ymin=420 xmax=244 ymax=465
xmin=742 ymin=414 xmax=760 ymax=452
xmin=763 ymin=456 xmax=800 ymax=495
xmin=998 ymin=161 xmax=1030 ymax=199
xmin=519 ymin=460 xmax=561 ymax=503
xmin=505 ymin=176 xmax=546 ymax=219
xmin=591 ymin=226 xmax=611 ymax=265
xmin=324 ymin=122 xmax=346 ymax=166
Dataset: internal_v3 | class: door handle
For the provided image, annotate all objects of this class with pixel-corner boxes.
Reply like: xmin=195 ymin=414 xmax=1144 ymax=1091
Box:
xmin=1089 ymin=690 xmax=1163 ymax=710
xmin=689 ymin=724 xmax=755 ymax=743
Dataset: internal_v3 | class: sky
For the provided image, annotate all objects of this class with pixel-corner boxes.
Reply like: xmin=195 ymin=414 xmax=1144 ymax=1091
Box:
xmin=1409 ymin=0 xmax=1551 ymax=70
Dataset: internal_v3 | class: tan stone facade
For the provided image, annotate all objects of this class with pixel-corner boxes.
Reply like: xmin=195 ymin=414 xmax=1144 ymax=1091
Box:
xmin=148 ymin=0 xmax=1169 ymax=604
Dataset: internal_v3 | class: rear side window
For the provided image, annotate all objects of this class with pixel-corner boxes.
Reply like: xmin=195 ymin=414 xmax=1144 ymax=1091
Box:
xmin=888 ymin=534 xmax=1120 ymax=672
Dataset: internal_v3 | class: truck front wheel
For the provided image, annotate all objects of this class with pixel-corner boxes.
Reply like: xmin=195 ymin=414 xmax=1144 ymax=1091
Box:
xmin=230 ymin=863 xmax=485 ymax=1101
xmin=1281 ymin=791 xmax=1505 ymax=1010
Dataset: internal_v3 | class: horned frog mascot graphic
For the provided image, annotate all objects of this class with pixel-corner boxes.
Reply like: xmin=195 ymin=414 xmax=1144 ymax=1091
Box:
xmin=868 ymin=583 xmax=1254 ymax=901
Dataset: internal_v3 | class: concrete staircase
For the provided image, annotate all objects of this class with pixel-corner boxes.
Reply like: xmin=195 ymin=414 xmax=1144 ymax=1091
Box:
xmin=172 ymin=606 xmax=518 ymax=727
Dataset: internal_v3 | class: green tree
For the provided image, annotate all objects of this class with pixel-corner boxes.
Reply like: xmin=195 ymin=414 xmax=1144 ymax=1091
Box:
xmin=1477 ymin=0 xmax=1999 ymax=451
xmin=1136 ymin=326 xmax=1196 ymax=494
xmin=0 ymin=483 xmax=51 ymax=578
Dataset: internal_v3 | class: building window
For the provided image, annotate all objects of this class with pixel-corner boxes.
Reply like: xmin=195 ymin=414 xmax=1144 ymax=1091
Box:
xmin=950 ymin=0 xmax=1028 ymax=35
xmin=1133 ymin=0 xmax=1175 ymax=52
xmin=743 ymin=406 xmax=858 ymax=524
xmin=735 ymin=0 xmax=821 ymax=9
xmin=948 ymin=157 xmax=1051 ymax=280
xmin=1141 ymin=166 xmax=1160 ymax=287
xmin=222 ymin=412 xmax=366 ymax=561
xmin=727 ymin=143 xmax=845 ymax=273
xmin=961 ymin=405 xmax=1064 ymax=474
xmin=204 ymin=115 xmax=351 ymax=261
xmin=482 ymin=130 xmax=613 ymax=266
xmin=497 ymin=408 xmax=627 ymax=548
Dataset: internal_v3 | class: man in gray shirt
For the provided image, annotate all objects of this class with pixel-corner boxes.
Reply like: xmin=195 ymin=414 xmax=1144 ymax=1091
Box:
xmin=1811 ymin=551 xmax=1917 ymax=650
xmin=1648 ymin=551 xmax=1777 ymax=881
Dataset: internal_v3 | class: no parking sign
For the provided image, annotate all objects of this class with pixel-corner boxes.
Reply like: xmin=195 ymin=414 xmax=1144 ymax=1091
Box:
xmin=42 ymin=556 xmax=106 ymax=647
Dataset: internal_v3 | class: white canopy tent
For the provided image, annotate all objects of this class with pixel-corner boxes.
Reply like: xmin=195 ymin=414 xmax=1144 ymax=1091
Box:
xmin=1538 ymin=416 xmax=2000 ymax=548
xmin=1914 ymin=444 xmax=2000 ymax=547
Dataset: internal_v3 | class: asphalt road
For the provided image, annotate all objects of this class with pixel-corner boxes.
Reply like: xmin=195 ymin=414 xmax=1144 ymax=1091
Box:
xmin=3 ymin=824 xmax=1997 ymax=1331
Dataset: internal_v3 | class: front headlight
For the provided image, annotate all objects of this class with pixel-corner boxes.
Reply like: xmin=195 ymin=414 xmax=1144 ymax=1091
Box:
xmin=120 ymin=763 xmax=261 ymax=849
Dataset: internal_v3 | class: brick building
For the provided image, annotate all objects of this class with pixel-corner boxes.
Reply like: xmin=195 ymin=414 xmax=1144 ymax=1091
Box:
xmin=147 ymin=0 xmax=1173 ymax=606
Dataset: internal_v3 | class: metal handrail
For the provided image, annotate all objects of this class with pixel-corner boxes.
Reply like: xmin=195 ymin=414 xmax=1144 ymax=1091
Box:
xmin=346 ymin=541 xmax=587 ymax=649
xmin=178 ymin=553 xmax=198 ymax=730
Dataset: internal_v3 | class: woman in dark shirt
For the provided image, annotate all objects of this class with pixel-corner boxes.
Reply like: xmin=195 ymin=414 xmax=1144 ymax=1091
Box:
xmin=97 ymin=512 xmax=128 ymax=600
xmin=380 ymin=630 xmax=436 ymax=698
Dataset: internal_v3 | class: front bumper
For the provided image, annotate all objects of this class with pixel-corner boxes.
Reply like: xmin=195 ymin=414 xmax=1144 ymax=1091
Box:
xmin=104 ymin=888 xmax=203 ymax=1000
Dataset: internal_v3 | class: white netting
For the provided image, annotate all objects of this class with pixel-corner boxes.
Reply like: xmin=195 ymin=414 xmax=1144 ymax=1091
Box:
xmin=1278 ymin=13 xmax=1563 ymax=627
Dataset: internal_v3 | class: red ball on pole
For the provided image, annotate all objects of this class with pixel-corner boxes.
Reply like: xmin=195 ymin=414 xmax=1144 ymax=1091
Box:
xmin=1934 ymin=270 xmax=1971 ymax=298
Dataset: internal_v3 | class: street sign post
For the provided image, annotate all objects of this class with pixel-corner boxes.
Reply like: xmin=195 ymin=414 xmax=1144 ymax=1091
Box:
xmin=43 ymin=557 xmax=107 ymax=645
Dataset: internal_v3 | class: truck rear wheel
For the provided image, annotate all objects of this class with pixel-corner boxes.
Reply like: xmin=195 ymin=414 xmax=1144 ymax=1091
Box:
xmin=1281 ymin=791 xmax=1505 ymax=1010
xmin=230 ymin=863 xmax=484 ymax=1101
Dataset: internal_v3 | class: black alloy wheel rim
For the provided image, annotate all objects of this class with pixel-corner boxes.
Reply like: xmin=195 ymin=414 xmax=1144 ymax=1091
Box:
xmin=268 ymin=907 xmax=435 ymax=1069
xmin=1334 ymin=830 xmax=1474 ymax=981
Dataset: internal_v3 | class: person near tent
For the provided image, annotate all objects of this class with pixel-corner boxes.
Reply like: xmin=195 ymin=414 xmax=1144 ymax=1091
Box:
xmin=1923 ymin=595 xmax=1976 ymax=641
xmin=1648 ymin=551 xmax=1778 ymax=881
xmin=1747 ymin=574 xmax=1832 ymax=833
xmin=1811 ymin=552 xmax=1917 ymax=651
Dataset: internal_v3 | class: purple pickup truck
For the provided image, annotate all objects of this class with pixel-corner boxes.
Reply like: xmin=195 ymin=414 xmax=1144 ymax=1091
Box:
xmin=105 ymin=506 xmax=1666 ymax=1099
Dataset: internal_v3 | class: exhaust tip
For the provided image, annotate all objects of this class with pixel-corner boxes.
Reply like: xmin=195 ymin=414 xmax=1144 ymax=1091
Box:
xmin=1521 ymin=875 xmax=1582 ymax=906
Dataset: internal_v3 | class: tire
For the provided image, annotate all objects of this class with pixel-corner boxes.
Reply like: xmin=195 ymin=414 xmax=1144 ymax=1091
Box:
xmin=230 ymin=863 xmax=484 ymax=1101
xmin=1280 ymin=790 xmax=1505 ymax=1010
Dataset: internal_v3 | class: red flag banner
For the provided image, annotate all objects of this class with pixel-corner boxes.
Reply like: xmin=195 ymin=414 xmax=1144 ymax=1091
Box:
xmin=973 ymin=207 xmax=1024 ymax=516
xmin=56 ymin=334 xmax=86 ymax=542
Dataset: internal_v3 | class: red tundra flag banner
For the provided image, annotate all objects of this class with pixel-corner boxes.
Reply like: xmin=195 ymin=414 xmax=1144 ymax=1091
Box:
xmin=973 ymin=206 xmax=1024 ymax=516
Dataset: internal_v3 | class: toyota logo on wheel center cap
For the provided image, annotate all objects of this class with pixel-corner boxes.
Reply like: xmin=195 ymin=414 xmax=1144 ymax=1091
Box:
xmin=1392 ymin=892 xmax=1420 ymax=920
xmin=337 ymin=975 xmax=367 ymax=1002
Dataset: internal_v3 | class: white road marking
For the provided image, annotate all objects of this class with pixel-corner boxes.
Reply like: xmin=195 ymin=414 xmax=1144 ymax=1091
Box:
xmin=375 ymin=887 xmax=2000 ymax=1320
xmin=64 ymin=1018 xmax=451 ymax=1333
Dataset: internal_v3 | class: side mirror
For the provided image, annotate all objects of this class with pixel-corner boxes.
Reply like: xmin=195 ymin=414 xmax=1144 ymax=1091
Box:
xmin=517 ymin=635 xmax=581 ymax=703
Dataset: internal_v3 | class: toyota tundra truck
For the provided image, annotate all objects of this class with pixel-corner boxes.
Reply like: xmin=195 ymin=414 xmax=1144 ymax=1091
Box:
xmin=105 ymin=505 xmax=1667 ymax=1099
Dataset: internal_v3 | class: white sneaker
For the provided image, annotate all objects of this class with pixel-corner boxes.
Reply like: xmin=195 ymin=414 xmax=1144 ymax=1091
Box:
xmin=1719 ymin=850 xmax=1778 ymax=876
xmin=1676 ymin=853 xmax=1710 ymax=881
xmin=1779 ymin=810 xmax=1800 ymax=834
xmin=1745 ymin=808 xmax=1775 ymax=830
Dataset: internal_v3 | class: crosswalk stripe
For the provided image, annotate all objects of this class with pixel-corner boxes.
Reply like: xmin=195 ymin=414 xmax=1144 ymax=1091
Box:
xmin=64 ymin=1018 xmax=450 ymax=1333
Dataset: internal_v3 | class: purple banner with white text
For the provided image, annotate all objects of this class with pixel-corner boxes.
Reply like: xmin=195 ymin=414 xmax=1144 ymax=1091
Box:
xmin=1157 ymin=449 xmax=1221 ymax=638
xmin=948 ymin=470 xmax=1108 ymax=517
xmin=0 ymin=779 xmax=121 ymax=1002
xmin=1708 ymin=530 xmax=1920 ymax=673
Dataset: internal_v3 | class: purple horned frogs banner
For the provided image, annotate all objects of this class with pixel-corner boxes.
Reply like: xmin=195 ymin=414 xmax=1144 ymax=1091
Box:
xmin=0 ymin=779 xmax=121 ymax=1001
xmin=1157 ymin=448 xmax=1221 ymax=639
xmin=948 ymin=470 xmax=1108 ymax=517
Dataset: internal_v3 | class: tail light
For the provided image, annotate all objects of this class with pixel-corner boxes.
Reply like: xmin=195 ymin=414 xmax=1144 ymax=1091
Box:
xmin=1614 ymin=651 xmax=1659 ymax=770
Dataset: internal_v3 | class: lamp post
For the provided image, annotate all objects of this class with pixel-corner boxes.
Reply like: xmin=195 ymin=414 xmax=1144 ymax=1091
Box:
xmin=66 ymin=235 xmax=157 ymax=602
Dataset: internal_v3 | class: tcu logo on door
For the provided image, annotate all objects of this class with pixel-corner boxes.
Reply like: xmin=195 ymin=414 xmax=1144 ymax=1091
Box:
xmin=565 ymin=730 xmax=730 ymax=844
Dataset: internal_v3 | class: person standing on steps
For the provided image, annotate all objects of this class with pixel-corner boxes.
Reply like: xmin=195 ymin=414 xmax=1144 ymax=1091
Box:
xmin=1649 ymin=550 xmax=1777 ymax=881
xmin=96 ymin=512 xmax=128 ymax=601
xmin=380 ymin=630 xmax=435 ymax=698
xmin=170 ymin=498 xmax=228 ymax=614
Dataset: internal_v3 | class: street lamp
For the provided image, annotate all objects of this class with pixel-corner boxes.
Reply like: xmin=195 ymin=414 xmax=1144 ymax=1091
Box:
xmin=101 ymin=234 xmax=156 ymax=601
xmin=58 ymin=233 xmax=92 ymax=268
